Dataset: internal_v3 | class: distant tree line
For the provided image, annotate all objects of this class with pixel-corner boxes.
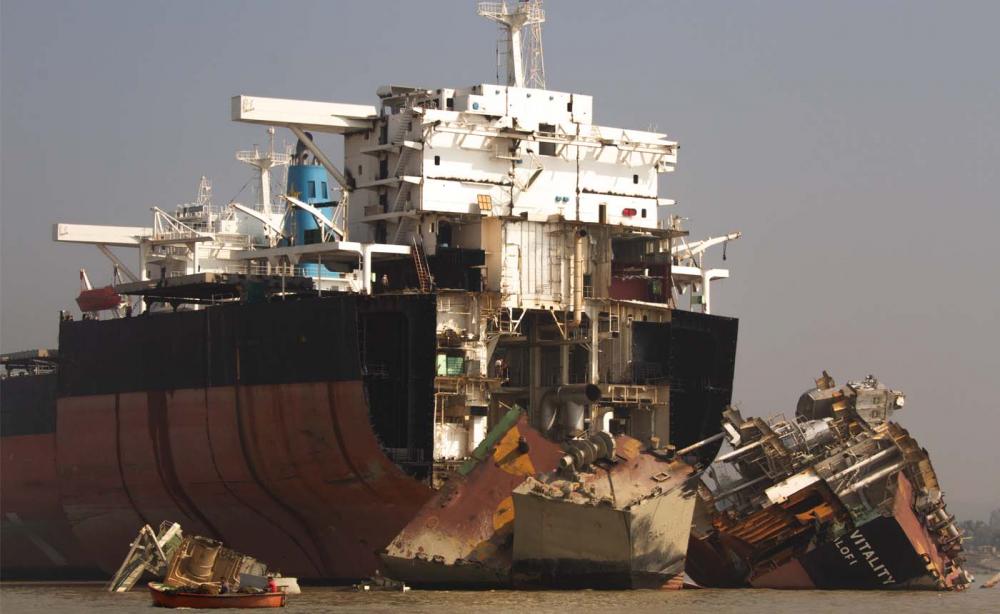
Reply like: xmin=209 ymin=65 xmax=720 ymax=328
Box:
xmin=959 ymin=509 xmax=1000 ymax=548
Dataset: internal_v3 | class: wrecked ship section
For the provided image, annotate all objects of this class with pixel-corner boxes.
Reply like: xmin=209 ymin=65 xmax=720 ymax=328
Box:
xmin=512 ymin=434 xmax=697 ymax=589
xmin=687 ymin=373 xmax=972 ymax=590
xmin=383 ymin=412 xmax=704 ymax=590
xmin=7 ymin=1 xmax=749 ymax=588
xmin=381 ymin=409 xmax=564 ymax=587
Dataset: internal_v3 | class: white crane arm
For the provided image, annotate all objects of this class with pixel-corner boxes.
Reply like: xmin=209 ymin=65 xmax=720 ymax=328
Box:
xmin=96 ymin=245 xmax=140 ymax=283
xmin=672 ymin=231 xmax=741 ymax=259
xmin=282 ymin=195 xmax=345 ymax=241
xmin=229 ymin=203 xmax=288 ymax=238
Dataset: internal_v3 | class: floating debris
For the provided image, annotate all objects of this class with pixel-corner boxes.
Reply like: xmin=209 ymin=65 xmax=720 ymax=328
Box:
xmin=353 ymin=570 xmax=410 ymax=592
xmin=982 ymin=572 xmax=1000 ymax=589
xmin=108 ymin=522 xmax=296 ymax=599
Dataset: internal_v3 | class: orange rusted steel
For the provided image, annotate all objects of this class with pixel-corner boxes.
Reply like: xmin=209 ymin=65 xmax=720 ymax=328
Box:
xmin=382 ymin=409 xmax=563 ymax=587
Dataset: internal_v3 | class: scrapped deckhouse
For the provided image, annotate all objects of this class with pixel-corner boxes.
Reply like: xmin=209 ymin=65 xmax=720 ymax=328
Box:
xmin=5 ymin=2 xmax=746 ymax=583
xmin=53 ymin=1 xmax=740 ymax=469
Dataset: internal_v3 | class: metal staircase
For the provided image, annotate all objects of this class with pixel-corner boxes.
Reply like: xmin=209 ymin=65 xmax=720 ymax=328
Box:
xmin=394 ymin=215 xmax=417 ymax=244
xmin=411 ymin=236 xmax=432 ymax=292
xmin=388 ymin=107 xmax=419 ymax=243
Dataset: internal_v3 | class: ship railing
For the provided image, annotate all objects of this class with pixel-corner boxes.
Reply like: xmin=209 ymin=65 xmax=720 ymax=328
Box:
xmin=246 ymin=263 xmax=308 ymax=277
xmin=154 ymin=230 xmax=204 ymax=242
xmin=174 ymin=203 xmax=221 ymax=220
xmin=477 ymin=1 xmax=544 ymax=21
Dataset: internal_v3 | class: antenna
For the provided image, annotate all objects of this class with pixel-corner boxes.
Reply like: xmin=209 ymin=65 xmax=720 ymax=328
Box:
xmin=478 ymin=1 xmax=546 ymax=88
xmin=196 ymin=176 xmax=212 ymax=206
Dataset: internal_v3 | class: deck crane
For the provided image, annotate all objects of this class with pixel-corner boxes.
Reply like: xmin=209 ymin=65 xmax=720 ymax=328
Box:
xmin=228 ymin=203 xmax=288 ymax=247
xmin=668 ymin=231 xmax=742 ymax=315
xmin=281 ymin=194 xmax=345 ymax=242
xmin=672 ymin=232 xmax=742 ymax=265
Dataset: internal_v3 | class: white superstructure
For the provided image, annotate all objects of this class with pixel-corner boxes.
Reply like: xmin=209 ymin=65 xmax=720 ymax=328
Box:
xmin=54 ymin=1 xmax=741 ymax=464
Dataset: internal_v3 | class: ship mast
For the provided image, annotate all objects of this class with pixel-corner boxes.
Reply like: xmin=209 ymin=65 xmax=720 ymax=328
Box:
xmin=478 ymin=1 xmax=546 ymax=88
xmin=236 ymin=127 xmax=291 ymax=216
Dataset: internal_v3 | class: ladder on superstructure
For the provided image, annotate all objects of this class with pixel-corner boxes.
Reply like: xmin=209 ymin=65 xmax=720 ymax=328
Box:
xmin=411 ymin=237 xmax=432 ymax=293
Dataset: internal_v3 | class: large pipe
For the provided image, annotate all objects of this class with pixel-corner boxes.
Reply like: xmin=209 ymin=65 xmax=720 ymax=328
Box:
xmin=715 ymin=438 xmax=766 ymax=463
xmin=827 ymin=446 xmax=899 ymax=484
xmin=713 ymin=474 xmax=770 ymax=501
xmin=836 ymin=460 xmax=907 ymax=496
xmin=674 ymin=432 xmax=725 ymax=456
xmin=556 ymin=383 xmax=601 ymax=405
xmin=542 ymin=383 xmax=601 ymax=433
xmin=573 ymin=229 xmax=588 ymax=324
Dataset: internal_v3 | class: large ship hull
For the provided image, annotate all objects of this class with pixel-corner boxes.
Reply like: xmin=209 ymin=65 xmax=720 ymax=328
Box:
xmin=2 ymin=294 xmax=437 ymax=581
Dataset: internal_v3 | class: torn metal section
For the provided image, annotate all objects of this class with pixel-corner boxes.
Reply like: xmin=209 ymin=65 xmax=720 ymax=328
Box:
xmin=381 ymin=408 xmax=564 ymax=587
xmin=687 ymin=372 xmax=973 ymax=591
xmin=511 ymin=436 xmax=696 ymax=589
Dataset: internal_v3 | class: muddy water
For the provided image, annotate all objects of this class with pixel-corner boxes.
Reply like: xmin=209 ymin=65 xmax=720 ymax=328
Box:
xmin=2 ymin=582 xmax=996 ymax=613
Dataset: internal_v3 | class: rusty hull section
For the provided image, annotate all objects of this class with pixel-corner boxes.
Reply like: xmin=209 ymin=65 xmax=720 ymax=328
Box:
xmin=384 ymin=425 xmax=701 ymax=590
xmin=381 ymin=409 xmax=564 ymax=587
xmin=55 ymin=380 xmax=433 ymax=580
xmin=0 ymin=294 xmax=439 ymax=582
xmin=511 ymin=437 xmax=696 ymax=589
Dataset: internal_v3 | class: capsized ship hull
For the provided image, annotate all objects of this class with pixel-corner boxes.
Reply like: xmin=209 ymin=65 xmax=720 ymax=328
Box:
xmin=748 ymin=474 xmax=956 ymax=589
xmin=2 ymin=294 xmax=437 ymax=581
xmin=690 ymin=473 xmax=961 ymax=590
xmin=686 ymin=375 xmax=971 ymax=591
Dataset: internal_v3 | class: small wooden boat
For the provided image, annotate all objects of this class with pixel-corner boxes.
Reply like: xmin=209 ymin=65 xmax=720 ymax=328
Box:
xmin=148 ymin=582 xmax=286 ymax=608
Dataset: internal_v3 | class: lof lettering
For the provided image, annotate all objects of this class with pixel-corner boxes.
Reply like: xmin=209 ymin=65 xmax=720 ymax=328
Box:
xmin=833 ymin=531 xmax=896 ymax=585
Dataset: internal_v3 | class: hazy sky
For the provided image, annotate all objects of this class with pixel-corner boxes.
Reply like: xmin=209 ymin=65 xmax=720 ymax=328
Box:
xmin=2 ymin=0 xmax=998 ymax=519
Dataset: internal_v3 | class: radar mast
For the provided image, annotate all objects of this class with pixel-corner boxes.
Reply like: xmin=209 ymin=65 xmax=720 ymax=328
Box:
xmin=478 ymin=1 xmax=546 ymax=88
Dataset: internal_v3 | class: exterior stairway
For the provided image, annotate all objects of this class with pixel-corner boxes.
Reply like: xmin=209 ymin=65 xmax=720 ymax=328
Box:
xmin=411 ymin=237 xmax=432 ymax=293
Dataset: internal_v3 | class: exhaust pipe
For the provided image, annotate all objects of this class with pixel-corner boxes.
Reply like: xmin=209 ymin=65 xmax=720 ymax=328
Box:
xmin=542 ymin=383 xmax=602 ymax=434
xmin=573 ymin=229 xmax=587 ymax=325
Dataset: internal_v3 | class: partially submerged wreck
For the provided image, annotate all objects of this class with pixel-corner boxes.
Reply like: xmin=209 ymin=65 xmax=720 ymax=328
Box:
xmin=512 ymin=434 xmax=696 ymax=589
xmin=383 ymin=408 xmax=703 ymax=589
xmin=686 ymin=373 xmax=973 ymax=590
xmin=108 ymin=521 xmax=296 ymax=595
xmin=382 ymin=409 xmax=564 ymax=587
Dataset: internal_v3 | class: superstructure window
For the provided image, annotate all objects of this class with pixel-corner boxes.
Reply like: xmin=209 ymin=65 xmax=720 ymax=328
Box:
xmin=434 ymin=155 xmax=441 ymax=166
xmin=538 ymin=123 xmax=556 ymax=156
xmin=322 ymin=182 xmax=328 ymax=199
xmin=308 ymin=181 xmax=316 ymax=198
xmin=633 ymin=174 xmax=639 ymax=184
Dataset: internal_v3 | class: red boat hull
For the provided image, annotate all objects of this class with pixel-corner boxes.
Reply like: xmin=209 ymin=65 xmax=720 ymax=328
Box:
xmin=148 ymin=583 xmax=286 ymax=608
xmin=76 ymin=286 xmax=122 ymax=313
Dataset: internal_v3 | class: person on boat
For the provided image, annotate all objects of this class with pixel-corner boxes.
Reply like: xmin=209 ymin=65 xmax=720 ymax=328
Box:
xmin=267 ymin=576 xmax=278 ymax=593
xmin=220 ymin=580 xmax=230 ymax=594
